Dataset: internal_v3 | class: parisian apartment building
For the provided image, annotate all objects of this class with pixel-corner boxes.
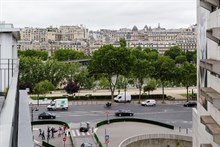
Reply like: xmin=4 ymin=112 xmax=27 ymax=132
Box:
xmin=193 ymin=0 xmax=220 ymax=147
xmin=18 ymin=24 xmax=197 ymax=55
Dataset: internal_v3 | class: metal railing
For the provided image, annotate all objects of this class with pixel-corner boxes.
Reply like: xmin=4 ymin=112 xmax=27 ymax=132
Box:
xmin=0 ymin=59 xmax=20 ymax=147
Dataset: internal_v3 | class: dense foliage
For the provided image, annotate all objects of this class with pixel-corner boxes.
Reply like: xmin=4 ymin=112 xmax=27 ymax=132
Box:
xmin=19 ymin=44 xmax=196 ymax=101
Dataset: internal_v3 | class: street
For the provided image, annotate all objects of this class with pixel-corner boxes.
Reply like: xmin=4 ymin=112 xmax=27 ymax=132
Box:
xmin=33 ymin=102 xmax=192 ymax=129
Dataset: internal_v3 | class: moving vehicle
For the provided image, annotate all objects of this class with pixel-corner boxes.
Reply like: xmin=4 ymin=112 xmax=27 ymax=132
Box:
xmin=81 ymin=143 xmax=92 ymax=147
xmin=47 ymin=98 xmax=68 ymax=111
xmin=183 ymin=101 xmax=197 ymax=107
xmin=115 ymin=109 xmax=134 ymax=117
xmin=141 ymin=99 xmax=156 ymax=106
xmin=38 ymin=112 xmax=56 ymax=119
xmin=80 ymin=122 xmax=90 ymax=132
xmin=114 ymin=93 xmax=131 ymax=103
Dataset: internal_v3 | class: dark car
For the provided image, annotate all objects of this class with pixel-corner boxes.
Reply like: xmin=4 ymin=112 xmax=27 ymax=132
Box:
xmin=80 ymin=122 xmax=90 ymax=132
xmin=38 ymin=112 xmax=56 ymax=119
xmin=115 ymin=110 xmax=134 ymax=117
xmin=183 ymin=101 xmax=197 ymax=107
xmin=81 ymin=143 xmax=92 ymax=147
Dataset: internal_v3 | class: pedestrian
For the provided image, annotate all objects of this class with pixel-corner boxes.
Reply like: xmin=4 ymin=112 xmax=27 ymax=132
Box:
xmin=38 ymin=128 xmax=42 ymax=137
xmin=58 ymin=127 xmax=62 ymax=136
xmin=47 ymin=127 xmax=50 ymax=140
xmin=63 ymin=124 xmax=66 ymax=132
xmin=41 ymin=131 xmax=45 ymax=140
xmin=51 ymin=127 xmax=54 ymax=138
xmin=68 ymin=129 xmax=71 ymax=136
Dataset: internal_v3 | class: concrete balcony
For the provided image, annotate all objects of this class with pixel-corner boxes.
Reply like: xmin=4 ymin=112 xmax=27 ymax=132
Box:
xmin=200 ymin=87 xmax=220 ymax=110
xmin=207 ymin=28 xmax=220 ymax=45
xmin=200 ymin=59 xmax=220 ymax=76
xmin=201 ymin=115 xmax=220 ymax=145
xmin=200 ymin=144 xmax=213 ymax=147
xmin=200 ymin=0 xmax=220 ymax=11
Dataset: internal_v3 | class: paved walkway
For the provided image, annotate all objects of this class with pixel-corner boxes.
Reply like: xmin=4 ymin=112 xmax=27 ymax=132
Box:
xmin=95 ymin=122 xmax=192 ymax=147
xmin=33 ymin=124 xmax=72 ymax=147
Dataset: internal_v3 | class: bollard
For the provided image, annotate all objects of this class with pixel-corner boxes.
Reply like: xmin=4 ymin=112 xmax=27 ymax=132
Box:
xmin=179 ymin=127 xmax=181 ymax=132
xmin=186 ymin=128 xmax=188 ymax=134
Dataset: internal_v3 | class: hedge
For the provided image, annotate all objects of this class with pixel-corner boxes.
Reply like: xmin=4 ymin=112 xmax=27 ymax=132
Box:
xmin=96 ymin=118 xmax=174 ymax=130
xmin=42 ymin=141 xmax=55 ymax=147
xmin=30 ymin=94 xmax=167 ymax=101
xmin=94 ymin=133 xmax=103 ymax=147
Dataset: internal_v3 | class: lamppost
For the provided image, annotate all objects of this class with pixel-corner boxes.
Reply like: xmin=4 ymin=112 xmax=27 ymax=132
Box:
xmin=30 ymin=103 xmax=39 ymax=131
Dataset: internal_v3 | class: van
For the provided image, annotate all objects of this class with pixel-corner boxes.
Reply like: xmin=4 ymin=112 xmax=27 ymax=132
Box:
xmin=141 ymin=99 xmax=156 ymax=106
xmin=47 ymin=98 xmax=68 ymax=110
xmin=114 ymin=93 xmax=131 ymax=103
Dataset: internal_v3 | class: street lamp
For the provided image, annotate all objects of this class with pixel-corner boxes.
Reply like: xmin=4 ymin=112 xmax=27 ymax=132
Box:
xmin=30 ymin=103 xmax=39 ymax=131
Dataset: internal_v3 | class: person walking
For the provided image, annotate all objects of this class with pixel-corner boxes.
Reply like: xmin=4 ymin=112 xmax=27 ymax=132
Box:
xmin=38 ymin=128 xmax=42 ymax=137
xmin=41 ymin=131 xmax=45 ymax=140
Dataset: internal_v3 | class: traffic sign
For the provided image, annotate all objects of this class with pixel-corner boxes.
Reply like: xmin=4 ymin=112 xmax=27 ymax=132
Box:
xmin=63 ymin=137 xmax=66 ymax=142
xmin=105 ymin=135 xmax=109 ymax=144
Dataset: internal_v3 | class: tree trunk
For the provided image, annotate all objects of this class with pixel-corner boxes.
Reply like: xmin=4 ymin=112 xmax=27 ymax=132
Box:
xmin=186 ymin=86 xmax=189 ymax=102
xmin=162 ymin=83 xmax=165 ymax=103
xmin=37 ymin=94 xmax=39 ymax=106
xmin=138 ymin=86 xmax=142 ymax=104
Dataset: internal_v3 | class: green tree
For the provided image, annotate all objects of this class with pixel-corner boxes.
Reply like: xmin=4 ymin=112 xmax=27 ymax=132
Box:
xmin=152 ymin=56 xmax=176 ymax=102
xmin=88 ymin=45 xmax=133 ymax=102
xmin=164 ymin=46 xmax=182 ymax=60
xmin=119 ymin=38 xmax=126 ymax=47
xmin=179 ymin=62 xmax=197 ymax=101
xmin=18 ymin=49 xmax=48 ymax=60
xmin=98 ymin=76 xmax=110 ymax=89
xmin=53 ymin=49 xmax=87 ymax=61
xmin=33 ymin=80 xmax=55 ymax=105
xmin=19 ymin=57 xmax=45 ymax=91
xmin=116 ymin=75 xmax=126 ymax=89
xmin=175 ymin=55 xmax=187 ymax=64
xmin=131 ymin=48 xmax=155 ymax=103
xmin=143 ymin=79 xmax=157 ymax=95
xmin=43 ymin=59 xmax=66 ymax=87
xmin=83 ymin=76 xmax=96 ymax=90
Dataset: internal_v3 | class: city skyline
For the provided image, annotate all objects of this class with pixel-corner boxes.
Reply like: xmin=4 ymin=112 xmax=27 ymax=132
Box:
xmin=0 ymin=0 xmax=196 ymax=30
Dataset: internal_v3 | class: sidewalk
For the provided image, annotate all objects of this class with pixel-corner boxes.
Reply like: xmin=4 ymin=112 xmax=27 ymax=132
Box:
xmin=33 ymin=124 xmax=72 ymax=147
xmin=29 ymin=87 xmax=197 ymax=105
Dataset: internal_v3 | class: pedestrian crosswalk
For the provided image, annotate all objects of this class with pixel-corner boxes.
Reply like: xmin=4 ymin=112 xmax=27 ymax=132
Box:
xmin=71 ymin=129 xmax=92 ymax=137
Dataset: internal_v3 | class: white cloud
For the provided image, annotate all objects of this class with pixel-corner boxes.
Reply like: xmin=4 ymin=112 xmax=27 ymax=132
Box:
xmin=0 ymin=0 xmax=196 ymax=30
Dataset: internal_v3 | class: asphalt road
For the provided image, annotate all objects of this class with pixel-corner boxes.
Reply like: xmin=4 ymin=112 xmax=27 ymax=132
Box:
xmin=33 ymin=103 xmax=193 ymax=129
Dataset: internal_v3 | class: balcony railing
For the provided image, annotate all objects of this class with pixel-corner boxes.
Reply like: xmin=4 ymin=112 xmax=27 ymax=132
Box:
xmin=0 ymin=59 xmax=20 ymax=147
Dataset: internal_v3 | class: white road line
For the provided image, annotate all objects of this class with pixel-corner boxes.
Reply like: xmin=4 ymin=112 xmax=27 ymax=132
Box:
xmin=71 ymin=130 xmax=76 ymax=137
xmin=81 ymin=132 xmax=85 ymax=136
xmin=76 ymin=129 xmax=80 ymax=136
xmin=86 ymin=132 xmax=90 ymax=135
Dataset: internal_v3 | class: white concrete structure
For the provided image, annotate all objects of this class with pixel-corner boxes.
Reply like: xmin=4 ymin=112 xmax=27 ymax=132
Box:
xmin=193 ymin=1 xmax=220 ymax=147
xmin=0 ymin=22 xmax=20 ymax=93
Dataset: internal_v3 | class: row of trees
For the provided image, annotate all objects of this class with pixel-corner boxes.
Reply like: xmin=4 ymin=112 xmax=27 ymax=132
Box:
xmin=88 ymin=40 xmax=196 ymax=102
xmin=19 ymin=42 xmax=196 ymax=102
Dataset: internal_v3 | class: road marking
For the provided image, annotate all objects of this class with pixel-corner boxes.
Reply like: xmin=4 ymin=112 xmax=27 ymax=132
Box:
xmin=86 ymin=132 xmax=90 ymax=135
xmin=76 ymin=129 xmax=80 ymax=136
xmin=81 ymin=132 xmax=85 ymax=136
xmin=71 ymin=130 xmax=76 ymax=137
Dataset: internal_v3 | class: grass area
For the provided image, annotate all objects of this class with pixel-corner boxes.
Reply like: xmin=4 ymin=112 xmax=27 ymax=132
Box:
xmin=180 ymin=93 xmax=197 ymax=99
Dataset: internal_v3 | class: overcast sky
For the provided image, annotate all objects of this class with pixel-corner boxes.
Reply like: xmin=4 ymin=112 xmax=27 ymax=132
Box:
xmin=0 ymin=0 xmax=196 ymax=31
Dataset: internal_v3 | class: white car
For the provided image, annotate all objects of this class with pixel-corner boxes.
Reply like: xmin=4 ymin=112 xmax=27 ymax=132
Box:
xmin=141 ymin=99 xmax=156 ymax=106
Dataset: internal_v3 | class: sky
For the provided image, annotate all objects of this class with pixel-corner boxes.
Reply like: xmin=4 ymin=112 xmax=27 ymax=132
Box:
xmin=0 ymin=0 xmax=196 ymax=31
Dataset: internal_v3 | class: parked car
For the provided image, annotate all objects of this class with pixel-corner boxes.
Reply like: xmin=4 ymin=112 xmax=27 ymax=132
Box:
xmin=183 ymin=101 xmax=197 ymax=107
xmin=38 ymin=112 xmax=56 ymax=119
xmin=80 ymin=122 xmax=90 ymax=132
xmin=81 ymin=143 xmax=92 ymax=147
xmin=141 ymin=99 xmax=156 ymax=106
xmin=115 ymin=110 xmax=134 ymax=117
